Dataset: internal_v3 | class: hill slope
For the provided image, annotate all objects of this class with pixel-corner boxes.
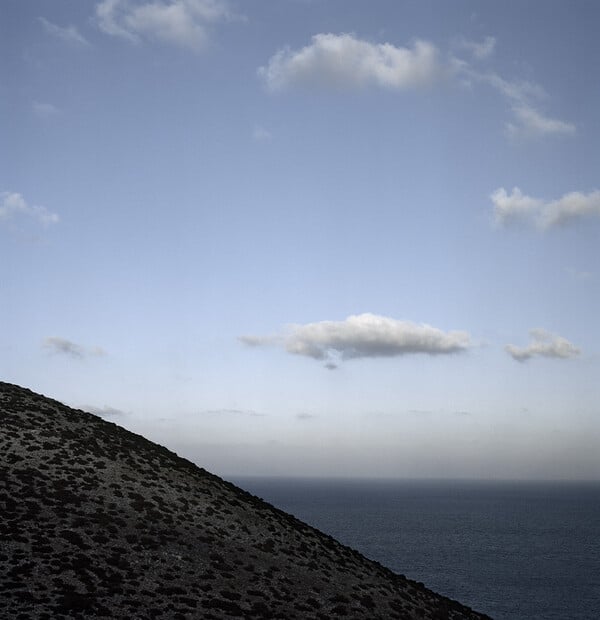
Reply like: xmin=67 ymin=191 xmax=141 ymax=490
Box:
xmin=0 ymin=382 xmax=491 ymax=619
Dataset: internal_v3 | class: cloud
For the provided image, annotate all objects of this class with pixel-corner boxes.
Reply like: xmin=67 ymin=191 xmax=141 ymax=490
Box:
xmin=296 ymin=412 xmax=316 ymax=420
xmin=491 ymin=187 xmax=600 ymax=229
xmin=455 ymin=36 xmax=496 ymax=60
xmin=506 ymin=104 xmax=576 ymax=139
xmin=32 ymin=102 xmax=59 ymax=119
xmin=238 ymin=335 xmax=276 ymax=348
xmin=95 ymin=0 xmax=231 ymax=50
xmin=252 ymin=125 xmax=272 ymax=142
xmin=484 ymin=72 xmax=574 ymax=138
xmin=43 ymin=337 xmax=106 ymax=359
xmin=198 ymin=408 xmax=265 ymax=417
xmin=240 ymin=313 xmax=471 ymax=365
xmin=567 ymin=268 xmax=593 ymax=282
xmin=505 ymin=329 xmax=580 ymax=362
xmin=0 ymin=192 xmax=59 ymax=226
xmin=455 ymin=62 xmax=575 ymax=139
xmin=263 ymin=33 xmax=572 ymax=140
xmin=84 ymin=405 xmax=127 ymax=419
xmin=259 ymin=33 xmax=442 ymax=92
xmin=39 ymin=17 xmax=90 ymax=46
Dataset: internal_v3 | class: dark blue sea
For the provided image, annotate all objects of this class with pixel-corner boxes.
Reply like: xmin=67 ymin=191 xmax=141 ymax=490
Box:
xmin=232 ymin=478 xmax=600 ymax=619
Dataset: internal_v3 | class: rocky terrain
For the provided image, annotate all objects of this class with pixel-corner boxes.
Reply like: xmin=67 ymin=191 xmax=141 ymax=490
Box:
xmin=0 ymin=382 xmax=491 ymax=619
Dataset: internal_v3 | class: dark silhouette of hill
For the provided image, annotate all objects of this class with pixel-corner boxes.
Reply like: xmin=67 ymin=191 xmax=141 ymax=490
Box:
xmin=0 ymin=382 xmax=491 ymax=619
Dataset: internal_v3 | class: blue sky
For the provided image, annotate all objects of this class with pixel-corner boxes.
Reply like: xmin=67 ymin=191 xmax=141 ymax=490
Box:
xmin=2 ymin=0 xmax=600 ymax=479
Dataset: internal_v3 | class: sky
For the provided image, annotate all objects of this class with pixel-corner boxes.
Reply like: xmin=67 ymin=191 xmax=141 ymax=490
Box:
xmin=2 ymin=0 xmax=600 ymax=480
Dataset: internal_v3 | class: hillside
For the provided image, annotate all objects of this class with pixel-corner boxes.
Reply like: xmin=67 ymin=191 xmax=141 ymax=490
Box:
xmin=0 ymin=382 xmax=491 ymax=619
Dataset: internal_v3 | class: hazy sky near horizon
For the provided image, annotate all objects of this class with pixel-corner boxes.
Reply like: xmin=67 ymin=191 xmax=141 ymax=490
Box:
xmin=2 ymin=0 xmax=600 ymax=479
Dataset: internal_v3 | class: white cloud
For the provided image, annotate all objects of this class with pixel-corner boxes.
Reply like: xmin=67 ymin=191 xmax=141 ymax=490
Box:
xmin=567 ymin=268 xmax=593 ymax=282
xmin=485 ymin=73 xmax=575 ymax=138
xmin=259 ymin=33 xmax=442 ymax=92
xmin=505 ymin=329 xmax=580 ymax=362
xmin=240 ymin=313 xmax=471 ymax=365
xmin=43 ymin=337 xmax=105 ymax=359
xmin=457 ymin=65 xmax=575 ymax=139
xmin=84 ymin=405 xmax=127 ymax=418
xmin=491 ymin=187 xmax=600 ymax=229
xmin=39 ymin=17 xmax=90 ymax=46
xmin=95 ymin=0 xmax=231 ymax=50
xmin=32 ymin=102 xmax=59 ymax=119
xmin=252 ymin=125 xmax=272 ymax=142
xmin=198 ymin=408 xmax=265 ymax=417
xmin=0 ymin=192 xmax=59 ymax=226
xmin=491 ymin=187 xmax=542 ymax=225
xmin=506 ymin=104 xmax=576 ymax=139
xmin=455 ymin=35 xmax=496 ymax=60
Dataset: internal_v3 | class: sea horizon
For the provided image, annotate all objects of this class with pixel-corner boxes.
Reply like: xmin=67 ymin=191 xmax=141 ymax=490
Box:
xmin=232 ymin=475 xmax=600 ymax=620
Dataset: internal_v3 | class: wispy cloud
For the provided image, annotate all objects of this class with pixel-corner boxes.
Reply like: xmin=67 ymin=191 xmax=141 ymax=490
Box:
xmin=506 ymin=104 xmax=575 ymax=139
xmin=454 ymin=35 xmax=496 ymax=60
xmin=240 ymin=313 xmax=471 ymax=366
xmin=491 ymin=187 xmax=600 ymax=229
xmin=0 ymin=192 xmax=59 ymax=226
xmin=39 ymin=17 xmax=90 ymax=47
xmin=505 ymin=329 xmax=580 ymax=362
xmin=296 ymin=412 xmax=317 ymax=420
xmin=262 ymin=33 xmax=573 ymax=141
xmin=32 ymin=102 xmax=60 ymax=119
xmin=84 ymin=405 xmax=127 ymax=419
xmin=43 ymin=337 xmax=106 ymax=359
xmin=95 ymin=0 xmax=232 ymax=51
xmin=252 ymin=125 xmax=272 ymax=142
xmin=476 ymin=70 xmax=574 ymax=139
xmin=198 ymin=408 xmax=265 ymax=417
xmin=566 ymin=268 xmax=593 ymax=282
xmin=259 ymin=33 xmax=443 ymax=92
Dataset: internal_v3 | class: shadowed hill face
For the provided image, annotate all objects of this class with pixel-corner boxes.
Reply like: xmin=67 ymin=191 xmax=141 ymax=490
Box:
xmin=0 ymin=382 xmax=491 ymax=619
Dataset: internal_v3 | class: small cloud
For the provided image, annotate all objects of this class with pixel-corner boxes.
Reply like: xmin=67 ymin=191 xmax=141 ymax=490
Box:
xmin=198 ymin=408 xmax=265 ymax=417
xmin=491 ymin=187 xmax=600 ymax=229
xmin=324 ymin=362 xmax=338 ymax=370
xmin=0 ymin=191 xmax=59 ymax=226
xmin=457 ymin=66 xmax=575 ymax=140
xmin=505 ymin=328 xmax=580 ymax=362
xmin=455 ymin=35 xmax=496 ymax=60
xmin=240 ymin=313 xmax=471 ymax=366
xmin=43 ymin=337 xmax=106 ymax=359
xmin=32 ymin=102 xmax=60 ymax=119
xmin=259 ymin=33 xmax=443 ymax=92
xmin=84 ymin=405 xmax=127 ymax=419
xmin=39 ymin=17 xmax=90 ymax=46
xmin=252 ymin=125 xmax=272 ymax=142
xmin=506 ymin=104 xmax=575 ymax=139
xmin=238 ymin=335 xmax=277 ymax=348
xmin=95 ymin=0 xmax=232 ymax=51
xmin=491 ymin=187 xmax=541 ymax=226
xmin=566 ymin=268 xmax=593 ymax=281
xmin=296 ymin=412 xmax=316 ymax=420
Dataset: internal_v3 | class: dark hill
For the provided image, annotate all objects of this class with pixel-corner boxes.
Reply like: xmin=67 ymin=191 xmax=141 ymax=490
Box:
xmin=0 ymin=382 xmax=491 ymax=619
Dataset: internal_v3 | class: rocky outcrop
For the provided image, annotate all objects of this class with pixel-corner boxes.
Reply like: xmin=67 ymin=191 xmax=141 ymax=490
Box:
xmin=0 ymin=382 xmax=491 ymax=619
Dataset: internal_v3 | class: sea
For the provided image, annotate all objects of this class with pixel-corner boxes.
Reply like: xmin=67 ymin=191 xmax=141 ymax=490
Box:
xmin=231 ymin=477 xmax=600 ymax=620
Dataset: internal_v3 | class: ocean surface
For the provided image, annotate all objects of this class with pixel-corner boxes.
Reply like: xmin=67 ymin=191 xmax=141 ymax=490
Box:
xmin=231 ymin=477 xmax=600 ymax=620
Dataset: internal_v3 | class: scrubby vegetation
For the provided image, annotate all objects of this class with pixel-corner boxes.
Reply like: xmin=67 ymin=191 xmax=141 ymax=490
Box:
xmin=0 ymin=382 xmax=491 ymax=619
